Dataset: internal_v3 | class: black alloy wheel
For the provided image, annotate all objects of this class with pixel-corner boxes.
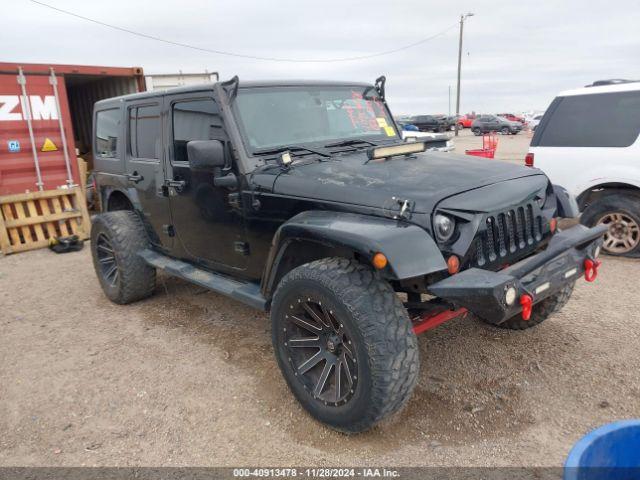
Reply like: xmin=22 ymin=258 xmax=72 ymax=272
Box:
xmin=271 ymin=258 xmax=419 ymax=433
xmin=282 ymin=296 xmax=358 ymax=406
xmin=90 ymin=211 xmax=156 ymax=304
xmin=96 ymin=233 xmax=119 ymax=287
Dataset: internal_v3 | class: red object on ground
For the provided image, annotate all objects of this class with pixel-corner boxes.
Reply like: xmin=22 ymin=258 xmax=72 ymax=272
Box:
xmin=466 ymin=133 xmax=498 ymax=159
xmin=584 ymin=259 xmax=602 ymax=282
xmin=520 ymin=294 xmax=533 ymax=320
xmin=412 ymin=307 xmax=468 ymax=335
xmin=0 ymin=62 xmax=145 ymax=196
xmin=465 ymin=148 xmax=496 ymax=159
xmin=457 ymin=115 xmax=476 ymax=128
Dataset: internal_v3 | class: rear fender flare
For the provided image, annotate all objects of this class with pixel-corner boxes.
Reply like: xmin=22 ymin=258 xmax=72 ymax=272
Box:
xmin=102 ymin=186 xmax=141 ymax=212
xmin=261 ymin=211 xmax=447 ymax=298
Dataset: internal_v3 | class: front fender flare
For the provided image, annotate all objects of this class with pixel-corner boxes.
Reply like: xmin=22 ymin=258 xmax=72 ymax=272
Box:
xmin=553 ymin=184 xmax=579 ymax=218
xmin=262 ymin=211 xmax=447 ymax=296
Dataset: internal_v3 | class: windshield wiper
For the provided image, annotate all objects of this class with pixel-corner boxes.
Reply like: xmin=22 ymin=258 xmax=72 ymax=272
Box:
xmin=253 ymin=145 xmax=330 ymax=158
xmin=324 ymin=139 xmax=378 ymax=149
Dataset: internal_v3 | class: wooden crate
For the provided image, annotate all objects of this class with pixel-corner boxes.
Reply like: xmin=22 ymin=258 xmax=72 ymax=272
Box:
xmin=0 ymin=187 xmax=90 ymax=255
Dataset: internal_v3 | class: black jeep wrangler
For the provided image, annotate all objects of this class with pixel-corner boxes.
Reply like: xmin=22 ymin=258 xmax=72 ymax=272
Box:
xmin=91 ymin=76 xmax=605 ymax=433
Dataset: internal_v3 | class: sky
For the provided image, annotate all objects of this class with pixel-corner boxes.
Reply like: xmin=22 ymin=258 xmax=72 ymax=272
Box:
xmin=3 ymin=0 xmax=639 ymax=115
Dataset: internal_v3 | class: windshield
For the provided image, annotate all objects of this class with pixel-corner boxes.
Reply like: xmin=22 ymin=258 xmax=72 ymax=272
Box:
xmin=234 ymin=85 xmax=399 ymax=156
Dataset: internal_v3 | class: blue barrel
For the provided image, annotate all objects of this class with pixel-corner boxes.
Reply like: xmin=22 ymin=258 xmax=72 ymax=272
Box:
xmin=565 ymin=419 xmax=640 ymax=480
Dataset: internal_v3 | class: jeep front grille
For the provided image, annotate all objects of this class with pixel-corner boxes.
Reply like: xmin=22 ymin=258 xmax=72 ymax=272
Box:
xmin=472 ymin=203 xmax=544 ymax=267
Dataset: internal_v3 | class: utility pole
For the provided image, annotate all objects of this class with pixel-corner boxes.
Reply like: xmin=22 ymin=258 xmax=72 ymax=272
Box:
xmin=454 ymin=13 xmax=474 ymax=137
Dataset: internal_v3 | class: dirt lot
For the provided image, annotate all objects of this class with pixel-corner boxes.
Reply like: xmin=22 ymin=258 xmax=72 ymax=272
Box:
xmin=1 ymin=131 xmax=639 ymax=467
xmin=2 ymin=247 xmax=639 ymax=468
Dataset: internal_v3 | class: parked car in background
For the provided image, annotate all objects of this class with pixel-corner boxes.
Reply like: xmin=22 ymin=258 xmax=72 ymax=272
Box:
xmin=471 ymin=115 xmax=523 ymax=135
xmin=498 ymin=113 xmax=526 ymax=124
xmin=410 ymin=114 xmax=449 ymax=132
xmin=400 ymin=127 xmax=454 ymax=152
xmin=457 ymin=114 xmax=477 ymax=128
xmin=528 ymin=114 xmax=544 ymax=131
xmin=528 ymin=79 xmax=640 ymax=257
xmin=436 ymin=115 xmax=458 ymax=131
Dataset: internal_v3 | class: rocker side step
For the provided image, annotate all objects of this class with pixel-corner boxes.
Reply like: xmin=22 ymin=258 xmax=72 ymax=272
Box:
xmin=138 ymin=249 xmax=268 ymax=311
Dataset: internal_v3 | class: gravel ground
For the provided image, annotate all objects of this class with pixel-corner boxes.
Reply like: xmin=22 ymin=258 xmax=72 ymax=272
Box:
xmin=1 ymin=246 xmax=639 ymax=467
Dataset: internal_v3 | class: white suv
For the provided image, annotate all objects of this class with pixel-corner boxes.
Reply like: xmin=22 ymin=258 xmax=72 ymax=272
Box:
xmin=527 ymin=79 xmax=640 ymax=257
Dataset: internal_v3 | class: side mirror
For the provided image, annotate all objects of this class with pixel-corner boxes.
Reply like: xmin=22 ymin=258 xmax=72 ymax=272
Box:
xmin=187 ymin=140 xmax=225 ymax=170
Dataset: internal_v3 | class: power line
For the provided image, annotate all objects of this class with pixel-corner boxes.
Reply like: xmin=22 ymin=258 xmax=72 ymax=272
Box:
xmin=30 ymin=0 xmax=457 ymax=63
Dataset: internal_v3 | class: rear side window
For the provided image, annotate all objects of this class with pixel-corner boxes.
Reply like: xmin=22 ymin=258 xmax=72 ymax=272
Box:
xmin=95 ymin=109 xmax=120 ymax=158
xmin=128 ymin=104 xmax=161 ymax=159
xmin=536 ymin=91 xmax=640 ymax=147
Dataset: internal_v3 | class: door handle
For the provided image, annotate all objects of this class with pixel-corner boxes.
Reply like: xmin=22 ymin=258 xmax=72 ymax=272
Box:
xmin=166 ymin=179 xmax=186 ymax=192
xmin=126 ymin=172 xmax=144 ymax=183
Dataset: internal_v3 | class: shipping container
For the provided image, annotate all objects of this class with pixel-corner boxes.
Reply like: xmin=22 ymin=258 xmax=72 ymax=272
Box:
xmin=0 ymin=62 xmax=145 ymax=196
xmin=145 ymin=71 xmax=218 ymax=91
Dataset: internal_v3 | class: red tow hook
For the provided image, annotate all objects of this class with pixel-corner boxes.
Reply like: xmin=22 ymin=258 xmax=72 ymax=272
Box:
xmin=520 ymin=294 xmax=533 ymax=321
xmin=584 ymin=259 xmax=602 ymax=282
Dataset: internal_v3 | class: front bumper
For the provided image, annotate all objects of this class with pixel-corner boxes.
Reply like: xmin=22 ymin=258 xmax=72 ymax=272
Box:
xmin=428 ymin=224 xmax=607 ymax=324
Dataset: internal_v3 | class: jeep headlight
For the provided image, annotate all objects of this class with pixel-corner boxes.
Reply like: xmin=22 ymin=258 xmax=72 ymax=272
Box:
xmin=434 ymin=214 xmax=455 ymax=242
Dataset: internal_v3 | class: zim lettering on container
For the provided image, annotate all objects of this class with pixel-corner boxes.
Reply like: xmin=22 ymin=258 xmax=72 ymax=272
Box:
xmin=0 ymin=95 xmax=59 ymax=121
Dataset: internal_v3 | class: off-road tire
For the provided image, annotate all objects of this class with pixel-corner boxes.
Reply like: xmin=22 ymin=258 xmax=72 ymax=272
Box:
xmin=91 ymin=211 xmax=156 ymax=304
xmin=491 ymin=282 xmax=575 ymax=330
xmin=580 ymin=193 xmax=640 ymax=257
xmin=271 ymin=258 xmax=419 ymax=433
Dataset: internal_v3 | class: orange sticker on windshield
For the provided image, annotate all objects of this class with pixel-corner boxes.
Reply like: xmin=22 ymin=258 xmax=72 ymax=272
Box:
xmin=384 ymin=126 xmax=395 ymax=137
xmin=376 ymin=117 xmax=388 ymax=128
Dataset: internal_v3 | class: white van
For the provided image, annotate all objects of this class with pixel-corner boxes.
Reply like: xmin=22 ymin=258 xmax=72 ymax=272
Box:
xmin=527 ymin=80 xmax=640 ymax=257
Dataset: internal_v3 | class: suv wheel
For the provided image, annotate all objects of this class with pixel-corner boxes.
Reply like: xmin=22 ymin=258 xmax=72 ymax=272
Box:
xmin=271 ymin=258 xmax=419 ymax=433
xmin=482 ymin=282 xmax=575 ymax=330
xmin=500 ymin=126 xmax=510 ymax=135
xmin=581 ymin=194 xmax=640 ymax=256
xmin=472 ymin=127 xmax=482 ymax=136
xmin=91 ymin=211 xmax=156 ymax=304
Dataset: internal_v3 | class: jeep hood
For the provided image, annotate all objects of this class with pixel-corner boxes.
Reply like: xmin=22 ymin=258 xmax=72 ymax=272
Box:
xmin=270 ymin=151 xmax=548 ymax=214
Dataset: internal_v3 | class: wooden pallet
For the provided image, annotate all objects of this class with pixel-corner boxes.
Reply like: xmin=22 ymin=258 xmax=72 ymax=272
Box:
xmin=0 ymin=187 xmax=90 ymax=255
